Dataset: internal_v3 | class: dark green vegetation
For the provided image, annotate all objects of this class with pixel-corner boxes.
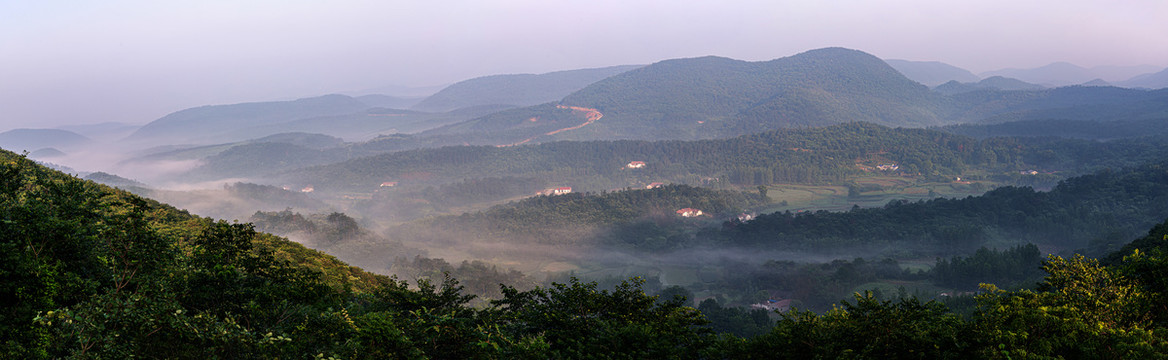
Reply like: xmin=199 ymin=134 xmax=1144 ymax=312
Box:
xmin=81 ymin=171 xmax=147 ymax=189
xmin=395 ymin=184 xmax=763 ymax=248
xmin=284 ymin=122 xmax=996 ymax=194
xmin=721 ymin=161 xmax=1168 ymax=256
xmin=249 ymin=209 xmax=419 ymax=273
xmin=411 ymin=65 xmax=642 ymax=112
xmin=360 ymin=161 xmax=1168 ymax=313
xmin=8 ymin=147 xmax=1168 ymax=358
xmin=283 ymin=121 xmax=1168 ymax=196
xmin=940 ymin=117 xmax=1168 ymax=140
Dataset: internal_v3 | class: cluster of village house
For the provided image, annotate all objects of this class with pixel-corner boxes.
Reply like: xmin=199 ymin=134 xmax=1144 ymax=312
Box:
xmin=751 ymin=299 xmax=793 ymax=312
xmin=286 ymin=160 xmax=758 ymax=219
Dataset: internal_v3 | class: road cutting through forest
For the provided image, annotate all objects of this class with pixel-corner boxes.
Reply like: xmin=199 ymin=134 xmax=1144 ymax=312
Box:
xmin=498 ymin=105 xmax=603 ymax=147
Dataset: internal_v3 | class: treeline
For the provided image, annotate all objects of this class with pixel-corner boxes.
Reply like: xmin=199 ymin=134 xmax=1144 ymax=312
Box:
xmin=932 ymin=244 xmax=1046 ymax=289
xmin=389 ymin=255 xmax=538 ymax=304
xmin=720 ymin=161 xmax=1168 ymax=256
xmin=394 ymin=184 xmax=763 ymax=246
xmin=248 ymin=209 xmax=419 ymax=272
xmin=287 ymin=122 xmax=1017 ymax=192
xmin=940 ymin=117 xmax=1168 ymax=140
xmin=287 ymin=121 xmax=1168 ymax=198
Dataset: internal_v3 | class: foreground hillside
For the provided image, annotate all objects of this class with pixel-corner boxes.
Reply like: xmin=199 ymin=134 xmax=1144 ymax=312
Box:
xmin=7 ymin=147 xmax=1168 ymax=358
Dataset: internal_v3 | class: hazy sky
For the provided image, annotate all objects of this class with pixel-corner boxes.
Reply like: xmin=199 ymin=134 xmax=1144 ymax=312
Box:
xmin=3 ymin=0 xmax=1167 ymax=130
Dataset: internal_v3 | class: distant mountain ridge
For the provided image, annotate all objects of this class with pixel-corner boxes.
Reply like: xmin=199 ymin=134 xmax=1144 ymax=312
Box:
xmin=1119 ymin=67 xmax=1168 ymax=89
xmin=118 ymin=48 xmax=1168 ymax=152
xmin=126 ymin=94 xmax=370 ymax=144
xmin=0 ymin=128 xmax=91 ymax=153
xmin=885 ymin=59 xmax=980 ymax=86
xmin=933 ymin=76 xmax=1045 ymax=95
xmin=422 ymin=48 xmax=950 ymax=145
xmin=122 ymin=94 xmax=489 ymax=146
xmin=980 ymin=62 xmax=1163 ymax=87
xmin=411 ymin=65 xmax=643 ymax=112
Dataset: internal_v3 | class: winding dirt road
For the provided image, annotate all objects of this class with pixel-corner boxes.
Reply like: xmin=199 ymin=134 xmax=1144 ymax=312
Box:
xmin=498 ymin=105 xmax=603 ymax=147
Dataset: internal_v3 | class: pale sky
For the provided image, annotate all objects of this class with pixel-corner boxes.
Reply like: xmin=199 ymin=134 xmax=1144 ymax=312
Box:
xmin=2 ymin=0 xmax=1167 ymax=130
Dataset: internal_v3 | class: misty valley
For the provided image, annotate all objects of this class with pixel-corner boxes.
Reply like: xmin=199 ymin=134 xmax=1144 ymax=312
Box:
xmin=7 ymin=47 xmax=1168 ymax=358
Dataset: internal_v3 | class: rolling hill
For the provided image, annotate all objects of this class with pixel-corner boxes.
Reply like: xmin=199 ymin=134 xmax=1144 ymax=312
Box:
xmin=411 ymin=65 xmax=643 ymax=112
xmin=0 ymin=128 xmax=91 ymax=153
xmin=124 ymin=94 xmax=372 ymax=145
xmin=980 ymin=62 xmax=1162 ymax=87
xmin=884 ymin=59 xmax=980 ymax=86
xmin=277 ymin=122 xmax=1064 ymax=195
xmin=1119 ymin=67 xmax=1168 ymax=89
xmin=948 ymin=86 xmax=1168 ymax=124
xmin=421 ymin=48 xmax=951 ymax=145
xmin=932 ymin=76 xmax=1045 ymax=95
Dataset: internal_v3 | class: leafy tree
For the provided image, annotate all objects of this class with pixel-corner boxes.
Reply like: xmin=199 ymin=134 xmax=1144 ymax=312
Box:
xmin=491 ymin=278 xmax=715 ymax=358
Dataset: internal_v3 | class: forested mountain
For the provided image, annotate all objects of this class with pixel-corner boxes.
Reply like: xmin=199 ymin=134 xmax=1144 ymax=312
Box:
xmin=279 ymin=121 xmax=1168 ymax=197
xmin=884 ymin=59 xmax=980 ymax=86
xmin=101 ymin=49 xmax=1168 ymax=156
xmin=411 ymin=65 xmax=642 ymax=112
xmin=948 ymin=86 xmax=1168 ymax=124
xmin=721 ymin=161 xmax=1168 ymax=257
xmin=416 ymin=48 xmax=1168 ymax=147
xmin=282 ymin=122 xmax=1004 ymax=193
xmin=421 ymin=48 xmax=950 ymax=145
xmin=394 ymin=184 xmax=764 ymax=247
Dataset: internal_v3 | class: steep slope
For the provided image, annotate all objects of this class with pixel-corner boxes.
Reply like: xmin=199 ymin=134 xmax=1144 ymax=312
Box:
xmin=885 ymin=59 xmax=980 ymax=86
xmin=422 ymin=48 xmax=949 ymax=145
xmin=411 ymin=65 xmax=643 ymax=112
xmin=0 ymin=148 xmax=391 ymax=356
